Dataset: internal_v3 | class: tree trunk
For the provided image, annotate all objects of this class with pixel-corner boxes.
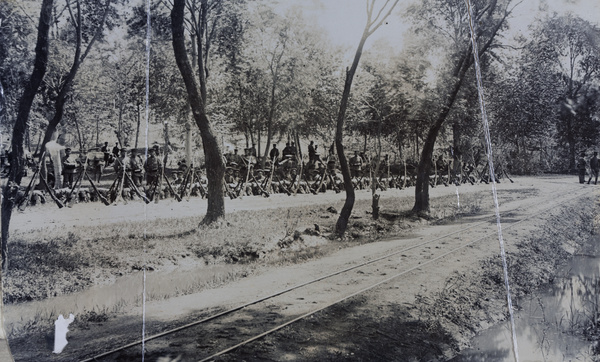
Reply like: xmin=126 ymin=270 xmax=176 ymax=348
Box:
xmin=2 ymin=0 xmax=54 ymax=269
xmin=135 ymin=101 xmax=141 ymax=149
xmin=413 ymin=56 xmax=471 ymax=213
xmin=335 ymin=33 xmax=370 ymax=236
xmin=453 ymin=121 xmax=461 ymax=177
xmin=172 ymin=0 xmax=225 ymax=224
xmin=262 ymin=76 xmax=278 ymax=169
xmin=333 ymin=0 xmax=400 ymax=234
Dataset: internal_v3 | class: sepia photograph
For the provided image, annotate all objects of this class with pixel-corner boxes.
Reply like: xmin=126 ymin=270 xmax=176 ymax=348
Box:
xmin=1 ymin=0 xmax=599 ymax=360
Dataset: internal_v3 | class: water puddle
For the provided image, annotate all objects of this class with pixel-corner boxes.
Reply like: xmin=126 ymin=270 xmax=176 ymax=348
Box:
xmin=3 ymin=263 xmax=243 ymax=336
xmin=452 ymin=237 xmax=600 ymax=361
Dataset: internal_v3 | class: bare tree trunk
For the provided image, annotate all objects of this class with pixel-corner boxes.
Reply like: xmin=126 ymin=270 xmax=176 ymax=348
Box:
xmin=335 ymin=36 xmax=369 ymax=236
xmin=2 ymin=0 xmax=54 ymax=269
xmin=334 ymin=0 xmax=399 ymax=235
xmin=172 ymin=0 xmax=225 ymax=224
xmin=413 ymin=72 xmax=469 ymax=213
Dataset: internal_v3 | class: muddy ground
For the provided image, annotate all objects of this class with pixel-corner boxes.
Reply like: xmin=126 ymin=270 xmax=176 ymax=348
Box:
xmin=2 ymin=175 xmax=599 ymax=361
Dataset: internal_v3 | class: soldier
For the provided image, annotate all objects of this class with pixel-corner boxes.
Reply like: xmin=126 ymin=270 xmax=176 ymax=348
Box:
xmin=250 ymin=143 xmax=257 ymax=157
xmin=231 ymin=148 xmax=243 ymax=166
xmin=130 ymin=149 xmax=144 ymax=187
xmin=112 ymin=142 xmax=120 ymax=158
xmin=101 ymin=142 xmax=110 ymax=167
xmin=349 ymin=150 xmax=363 ymax=178
xmin=269 ymin=144 xmax=280 ymax=164
xmin=115 ymin=148 xmax=131 ymax=186
xmin=90 ymin=152 xmax=103 ymax=183
xmin=308 ymin=140 xmax=316 ymax=162
xmin=282 ymin=142 xmax=293 ymax=159
xmin=144 ymin=147 xmax=162 ymax=188
xmin=577 ymin=151 xmax=587 ymax=184
xmin=62 ymin=148 xmax=79 ymax=188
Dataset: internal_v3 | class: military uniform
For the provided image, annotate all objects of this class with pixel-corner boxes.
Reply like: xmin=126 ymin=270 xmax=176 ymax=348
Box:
xmin=130 ymin=150 xmax=144 ymax=187
xmin=62 ymin=148 xmax=79 ymax=188
xmin=349 ymin=151 xmax=363 ymax=178
xmin=144 ymin=149 xmax=162 ymax=187
xmin=589 ymin=152 xmax=599 ymax=185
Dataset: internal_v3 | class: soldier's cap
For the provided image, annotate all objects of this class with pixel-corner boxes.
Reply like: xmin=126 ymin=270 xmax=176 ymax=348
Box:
xmin=65 ymin=147 xmax=72 ymax=152
xmin=152 ymin=145 xmax=160 ymax=149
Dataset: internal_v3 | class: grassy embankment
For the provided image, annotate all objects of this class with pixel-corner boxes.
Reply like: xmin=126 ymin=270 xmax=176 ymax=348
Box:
xmin=413 ymin=194 xmax=599 ymax=358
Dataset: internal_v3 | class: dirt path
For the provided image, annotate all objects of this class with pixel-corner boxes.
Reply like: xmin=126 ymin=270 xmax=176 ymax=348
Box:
xmin=5 ymin=175 xmax=599 ymax=361
xmin=9 ymin=175 xmax=545 ymax=233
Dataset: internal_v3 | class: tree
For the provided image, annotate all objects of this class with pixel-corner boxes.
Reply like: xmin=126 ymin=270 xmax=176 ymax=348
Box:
xmin=408 ymin=0 xmax=516 ymax=213
xmin=2 ymin=0 xmax=54 ymax=269
xmin=171 ymin=0 xmax=225 ymax=224
xmin=38 ymin=0 xmax=114 ymax=157
xmin=530 ymin=15 xmax=600 ymax=169
xmin=334 ymin=0 xmax=399 ymax=236
xmin=0 ymin=1 xmax=36 ymax=133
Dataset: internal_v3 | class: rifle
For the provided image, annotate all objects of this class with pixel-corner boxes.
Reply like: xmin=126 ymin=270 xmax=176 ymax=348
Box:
xmin=311 ymin=159 xmax=328 ymax=195
xmin=249 ymin=174 xmax=270 ymax=197
xmin=66 ymin=154 xmax=89 ymax=207
xmin=17 ymin=151 xmax=47 ymax=210
xmin=163 ymin=174 xmax=182 ymax=202
xmin=111 ymin=157 xmax=128 ymax=205
xmin=39 ymin=170 xmax=64 ymax=208
xmin=292 ymin=156 xmax=305 ymax=195
xmin=84 ymin=170 xmax=110 ymax=206
xmin=192 ymin=169 xmax=208 ymax=198
xmin=223 ymin=178 xmax=236 ymax=199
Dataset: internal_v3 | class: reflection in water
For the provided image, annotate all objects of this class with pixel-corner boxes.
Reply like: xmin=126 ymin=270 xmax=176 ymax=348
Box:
xmin=3 ymin=264 xmax=234 ymax=336
xmin=453 ymin=238 xmax=600 ymax=362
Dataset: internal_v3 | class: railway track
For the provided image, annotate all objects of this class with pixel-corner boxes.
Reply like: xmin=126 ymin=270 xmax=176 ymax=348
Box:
xmin=76 ymin=188 xmax=590 ymax=362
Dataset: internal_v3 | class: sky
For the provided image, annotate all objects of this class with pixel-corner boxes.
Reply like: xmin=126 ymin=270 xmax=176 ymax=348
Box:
xmin=277 ymin=0 xmax=600 ymax=56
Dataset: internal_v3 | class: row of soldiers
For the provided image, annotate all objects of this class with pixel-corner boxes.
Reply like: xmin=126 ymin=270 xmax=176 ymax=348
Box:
xmin=19 ymin=140 xmax=515 ymax=208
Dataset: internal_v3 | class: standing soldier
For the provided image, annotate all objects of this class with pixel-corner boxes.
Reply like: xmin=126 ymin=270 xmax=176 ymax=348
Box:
xmin=308 ymin=140 xmax=316 ymax=162
xmin=577 ymin=151 xmax=587 ymax=184
xmin=349 ymin=150 xmax=363 ymax=178
xmin=282 ymin=142 xmax=293 ymax=159
xmin=588 ymin=151 xmax=599 ymax=185
xmin=269 ymin=144 xmax=280 ymax=164
xmin=62 ymin=148 xmax=79 ymax=188
xmin=144 ymin=147 xmax=162 ymax=189
xmin=115 ymin=148 xmax=131 ymax=186
xmin=112 ymin=142 xmax=120 ymax=158
xmin=101 ymin=142 xmax=110 ymax=167
xmin=130 ymin=149 xmax=144 ymax=187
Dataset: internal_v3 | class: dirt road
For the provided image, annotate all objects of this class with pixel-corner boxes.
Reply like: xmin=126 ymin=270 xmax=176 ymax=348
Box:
xmin=4 ymin=175 xmax=599 ymax=361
